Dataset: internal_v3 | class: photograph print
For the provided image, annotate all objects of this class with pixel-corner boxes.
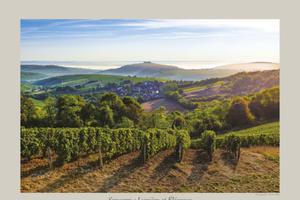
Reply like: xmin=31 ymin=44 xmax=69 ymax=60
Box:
xmin=20 ymin=19 xmax=279 ymax=193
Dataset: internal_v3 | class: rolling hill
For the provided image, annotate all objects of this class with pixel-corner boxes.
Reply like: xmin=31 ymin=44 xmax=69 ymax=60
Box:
xmin=99 ymin=62 xmax=279 ymax=81
xmin=21 ymin=72 xmax=48 ymax=82
xmin=21 ymin=65 xmax=99 ymax=77
xmin=21 ymin=62 xmax=280 ymax=82
xmin=33 ymin=74 xmax=164 ymax=88
xmin=182 ymin=69 xmax=279 ymax=101
xmin=215 ymin=62 xmax=279 ymax=71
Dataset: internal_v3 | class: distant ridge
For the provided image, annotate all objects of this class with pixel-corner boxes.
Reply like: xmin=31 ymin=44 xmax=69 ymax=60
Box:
xmin=98 ymin=62 xmax=278 ymax=81
xmin=215 ymin=62 xmax=279 ymax=71
xmin=101 ymin=62 xmax=179 ymax=76
xmin=21 ymin=62 xmax=280 ymax=82
xmin=21 ymin=64 xmax=99 ymax=77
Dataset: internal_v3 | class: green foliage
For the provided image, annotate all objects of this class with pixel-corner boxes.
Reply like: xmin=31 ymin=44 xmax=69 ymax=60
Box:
xmin=191 ymin=122 xmax=279 ymax=149
xmin=43 ymin=97 xmax=57 ymax=127
xmin=239 ymin=133 xmax=279 ymax=147
xmin=21 ymin=127 xmax=145 ymax=164
xmin=165 ymin=91 xmax=196 ymax=109
xmin=176 ymin=130 xmax=191 ymax=149
xmin=97 ymin=105 xmax=115 ymax=127
xmin=34 ymin=74 xmax=164 ymax=88
xmin=226 ymin=97 xmax=255 ymax=127
xmin=20 ymin=128 xmax=40 ymax=160
xmin=115 ymin=117 xmax=134 ymax=128
xmin=99 ymin=93 xmax=126 ymax=123
xmin=56 ymin=129 xmax=73 ymax=165
xmin=222 ymin=134 xmax=241 ymax=160
xmin=79 ymin=128 xmax=89 ymax=154
xmin=122 ymin=96 xmax=143 ymax=122
xmin=80 ymin=103 xmax=97 ymax=126
xmin=21 ymin=96 xmax=42 ymax=127
xmin=249 ymin=87 xmax=279 ymax=120
xmin=142 ymin=107 xmax=171 ymax=129
xmin=35 ymin=127 xmax=58 ymax=156
xmin=56 ymin=95 xmax=85 ymax=127
xmin=201 ymin=130 xmax=216 ymax=161
xmin=162 ymin=82 xmax=179 ymax=93
xmin=175 ymin=130 xmax=190 ymax=162
xmin=172 ymin=116 xmax=186 ymax=129
xmin=189 ymin=111 xmax=224 ymax=137
xmin=142 ymin=128 xmax=177 ymax=161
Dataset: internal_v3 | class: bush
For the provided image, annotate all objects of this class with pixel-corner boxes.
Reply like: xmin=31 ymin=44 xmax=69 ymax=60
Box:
xmin=142 ymin=128 xmax=177 ymax=162
xmin=226 ymin=97 xmax=255 ymax=127
xmin=249 ymin=87 xmax=279 ymax=120
xmin=56 ymin=129 xmax=73 ymax=165
xmin=21 ymin=128 xmax=40 ymax=160
xmin=239 ymin=133 xmax=279 ymax=147
xmin=222 ymin=134 xmax=241 ymax=160
xmin=201 ymin=130 xmax=216 ymax=161
xmin=175 ymin=130 xmax=191 ymax=162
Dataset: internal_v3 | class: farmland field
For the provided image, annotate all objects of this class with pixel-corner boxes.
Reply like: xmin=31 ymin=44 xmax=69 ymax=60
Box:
xmin=141 ymin=98 xmax=187 ymax=112
xmin=217 ymin=121 xmax=279 ymax=138
xmin=191 ymin=122 xmax=279 ymax=149
xmin=34 ymin=74 xmax=165 ymax=87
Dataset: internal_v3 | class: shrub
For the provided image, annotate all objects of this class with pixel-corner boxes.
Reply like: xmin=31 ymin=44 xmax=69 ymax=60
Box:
xmin=176 ymin=130 xmax=191 ymax=162
xmin=21 ymin=128 xmax=40 ymax=160
xmin=56 ymin=129 xmax=73 ymax=165
xmin=249 ymin=87 xmax=279 ymax=120
xmin=201 ymin=130 xmax=216 ymax=161
xmin=222 ymin=134 xmax=241 ymax=160
xmin=142 ymin=128 xmax=177 ymax=162
xmin=226 ymin=97 xmax=255 ymax=127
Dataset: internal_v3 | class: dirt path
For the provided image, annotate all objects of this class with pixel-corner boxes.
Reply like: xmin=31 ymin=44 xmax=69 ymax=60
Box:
xmin=21 ymin=147 xmax=279 ymax=193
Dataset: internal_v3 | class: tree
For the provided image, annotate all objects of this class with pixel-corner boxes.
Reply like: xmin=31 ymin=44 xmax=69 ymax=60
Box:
xmin=44 ymin=97 xmax=57 ymax=127
xmin=99 ymin=93 xmax=125 ymax=123
xmin=96 ymin=105 xmax=114 ymax=127
xmin=115 ymin=117 xmax=134 ymax=128
xmin=249 ymin=87 xmax=279 ymax=120
xmin=122 ymin=96 xmax=142 ymax=122
xmin=80 ymin=103 xmax=96 ymax=126
xmin=21 ymin=96 xmax=39 ymax=127
xmin=226 ymin=97 xmax=255 ymax=127
xmin=143 ymin=107 xmax=170 ymax=129
xmin=56 ymin=95 xmax=85 ymax=127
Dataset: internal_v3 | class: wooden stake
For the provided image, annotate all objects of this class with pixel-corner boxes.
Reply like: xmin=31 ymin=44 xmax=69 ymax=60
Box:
xmin=98 ymin=142 xmax=103 ymax=169
xmin=47 ymin=147 xmax=52 ymax=169
xmin=143 ymin=143 xmax=147 ymax=164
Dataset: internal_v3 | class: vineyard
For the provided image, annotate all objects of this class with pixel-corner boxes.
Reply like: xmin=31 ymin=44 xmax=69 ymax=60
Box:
xmin=21 ymin=123 xmax=279 ymax=170
xmin=21 ymin=128 xmax=186 ymax=167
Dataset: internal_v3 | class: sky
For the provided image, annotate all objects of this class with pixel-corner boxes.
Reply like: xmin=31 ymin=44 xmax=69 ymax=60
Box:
xmin=21 ymin=19 xmax=279 ymax=68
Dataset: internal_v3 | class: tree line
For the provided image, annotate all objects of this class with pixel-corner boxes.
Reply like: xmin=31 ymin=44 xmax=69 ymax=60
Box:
xmin=21 ymin=87 xmax=279 ymax=139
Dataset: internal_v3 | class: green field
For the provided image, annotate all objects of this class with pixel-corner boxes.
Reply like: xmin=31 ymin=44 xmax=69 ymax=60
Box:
xmin=21 ymin=82 xmax=36 ymax=92
xmin=217 ymin=121 xmax=279 ymax=139
xmin=182 ymin=81 xmax=225 ymax=93
xmin=34 ymin=74 xmax=166 ymax=88
xmin=21 ymin=72 xmax=48 ymax=82
xmin=191 ymin=122 xmax=279 ymax=148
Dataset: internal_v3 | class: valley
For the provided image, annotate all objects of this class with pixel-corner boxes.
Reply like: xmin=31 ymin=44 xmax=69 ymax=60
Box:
xmin=20 ymin=61 xmax=280 ymax=193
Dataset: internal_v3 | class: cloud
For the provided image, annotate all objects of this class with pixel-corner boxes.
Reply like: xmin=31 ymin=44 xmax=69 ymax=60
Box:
xmin=119 ymin=19 xmax=279 ymax=33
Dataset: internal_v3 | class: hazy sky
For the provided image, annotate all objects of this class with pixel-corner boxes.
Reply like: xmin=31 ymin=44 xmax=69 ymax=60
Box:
xmin=21 ymin=19 xmax=279 ymax=63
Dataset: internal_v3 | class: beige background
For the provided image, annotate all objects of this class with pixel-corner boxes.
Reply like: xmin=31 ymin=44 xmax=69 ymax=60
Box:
xmin=0 ymin=0 xmax=299 ymax=199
